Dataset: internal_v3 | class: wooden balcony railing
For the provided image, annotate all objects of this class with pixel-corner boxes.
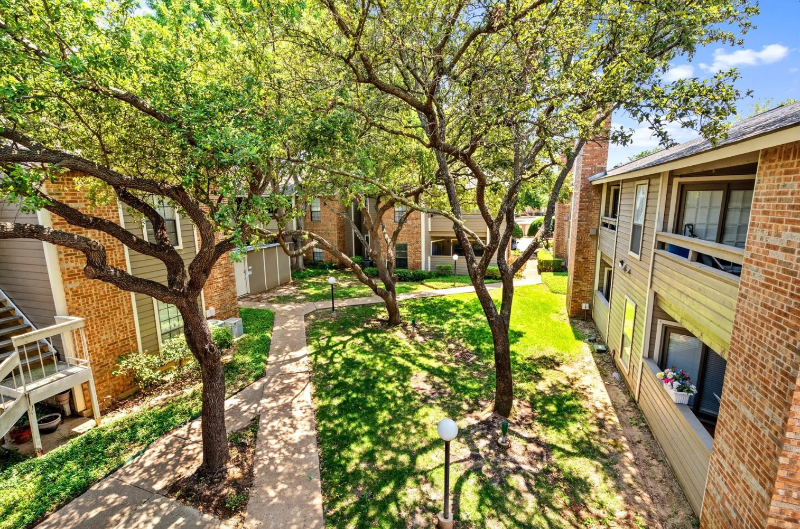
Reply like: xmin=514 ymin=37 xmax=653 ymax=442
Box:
xmin=651 ymin=232 xmax=743 ymax=358
xmin=600 ymin=216 xmax=617 ymax=232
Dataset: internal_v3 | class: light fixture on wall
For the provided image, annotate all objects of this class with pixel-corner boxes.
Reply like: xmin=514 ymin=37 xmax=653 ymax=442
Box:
xmin=618 ymin=259 xmax=631 ymax=274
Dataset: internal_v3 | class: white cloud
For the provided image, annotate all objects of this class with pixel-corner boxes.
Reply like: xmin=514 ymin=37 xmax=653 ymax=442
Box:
xmin=607 ymin=123 xmax=698 ymax=169
xmin=700 ymin=44 xmax=790 ymax=73
xmin=663 ymin=64 xmax=695 ymax=82
xmin=790 ymin=68 xmax=799 ymax=74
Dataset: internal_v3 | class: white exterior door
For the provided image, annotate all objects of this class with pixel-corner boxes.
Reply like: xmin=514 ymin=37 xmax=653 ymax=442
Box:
xmin=234 ymin=254 xmax=251 ymax=297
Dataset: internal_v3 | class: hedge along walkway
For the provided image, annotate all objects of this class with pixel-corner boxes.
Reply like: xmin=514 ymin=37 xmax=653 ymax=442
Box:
xmin=241 ymin=277 xmax=541 ymax=529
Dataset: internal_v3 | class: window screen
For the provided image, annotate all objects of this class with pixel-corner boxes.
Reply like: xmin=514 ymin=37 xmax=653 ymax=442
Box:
xmin=699 ymin=350 xmax=727 ymax=416
xmin=144 ymin=199 xmax=179 ymax=246
xmin=156 ymin=300 xmax=184 ymax=342
xmin=312 ymin=248 xmax=323 ymax=262
xmin=629 ymin=183 xmax=647 ymax=255
xmin=395 ymin=243 xmax=408 ymax=269
xmin=394 ymin=204 xmax=407 ymax=223
xmin=722 ymin=189 xmax=753 ymax=248
xmin=310 ymin=198 xmax=321 ymax=221
xmin=663 ymin=331 xmax=703 ymax=407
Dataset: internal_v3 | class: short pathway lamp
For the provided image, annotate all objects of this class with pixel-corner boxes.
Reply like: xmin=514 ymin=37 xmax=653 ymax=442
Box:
xmin=437 ymin=418 xmax=459 ymax=529
xmin=328 ymin=276 xmax=336 ymax=314
xmin=452 ymin=254 xmax=459 ymax=287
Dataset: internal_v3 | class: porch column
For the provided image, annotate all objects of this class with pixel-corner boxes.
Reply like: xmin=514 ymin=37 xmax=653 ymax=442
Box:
xmin=701 ymin=141 xmax=800 ymax=528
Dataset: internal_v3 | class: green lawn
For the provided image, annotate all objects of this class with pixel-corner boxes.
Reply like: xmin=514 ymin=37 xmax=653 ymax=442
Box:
xmin=541 ymin=271 xmax=568 ymax=294
xmin=306 ymin=285 xmax=627 ymax=528
xmin=271 ymin=270 xmax=498 ymax=304
xmin=0 ymin=308 xmax=274 ymax=529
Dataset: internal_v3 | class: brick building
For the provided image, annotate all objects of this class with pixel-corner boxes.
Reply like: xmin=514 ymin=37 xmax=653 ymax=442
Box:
xmin=0 ymin=171 xmax=240 ymax=418
xmin=304 ymin=196 xmax=507 ymax=272
xmin=564 ymin=102 xmax=800 ymax=527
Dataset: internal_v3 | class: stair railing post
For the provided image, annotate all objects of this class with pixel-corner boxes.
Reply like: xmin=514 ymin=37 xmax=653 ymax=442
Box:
xmin=25 ymin=394 xmax=43 ymax=457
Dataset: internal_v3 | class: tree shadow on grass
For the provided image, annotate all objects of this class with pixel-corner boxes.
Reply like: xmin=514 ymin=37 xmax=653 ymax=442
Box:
xmin=306 ymin=293 xmax=623 ymax=529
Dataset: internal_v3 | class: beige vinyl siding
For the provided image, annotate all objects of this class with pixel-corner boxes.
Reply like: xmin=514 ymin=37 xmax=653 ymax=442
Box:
xmin=598 ymin=224 xmax=616 ymax=258
xmin=592 ymin=290 xmax=610 ymax=341
xmin=605 ymin=174 xmax=660 ymax=388
xmin=0 ymin=202 xmax=59 ymax=334
xmin=122 ymin=208 xmax=198 ymax=353
xmin=428 ymin=214 xmax=489 ymax=236
xmin=648 ymin=301 xmax=676 ymax=358
xmin=638 ymin=359 xmax=711 ymax=515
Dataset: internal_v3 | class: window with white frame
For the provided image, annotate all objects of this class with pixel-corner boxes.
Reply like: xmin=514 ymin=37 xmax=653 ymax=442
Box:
xmin=620 ymin=296 xmax=636 ymax=367
xmin=144 ymin=198 xmax=181 ymax=247
xmin=310 ymin=198 xmax=321 ymax=221
xmin=312 ymin=248 xmax=324 ymax=262
xmin=156 ymin=300 xmax=184 ymax=342
xmin=629 ymin=183 xmax=647 ymax=256
xmin=394 ymin=204 xmax=407 ymax=222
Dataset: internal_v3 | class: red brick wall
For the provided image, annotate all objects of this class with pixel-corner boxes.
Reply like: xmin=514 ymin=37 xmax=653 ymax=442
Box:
xmin=385 ymin=209 xmax=422 ymax=270
xmin=702 ymin=141 xmax=800 ymax=528
xmin=553 ymin=201 xmax=570 ymax=261
xmin=203 ymin=251 xmax=239 ymax=321
xmin=48 ymin=173 xmax=139 ymax=406
xmin=304 ymin=197 xmax=347 ymax=262
xmin=768 ymin=372 xmax=800 ymax=528
xmin=566 ymin=123 xmax=609 ymax=317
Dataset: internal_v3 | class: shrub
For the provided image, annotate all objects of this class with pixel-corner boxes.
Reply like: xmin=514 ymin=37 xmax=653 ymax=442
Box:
xmin=537 ymin=248 xmax=563 ymax=273
xmin=513 ymin=223 xmax=523 ymax=238
xmin=486 ymin=266 xmax=501 ymax=280
xmin=363 ymin=267 xmax=379 ymax=277
xmin=394 ymin=269 xmax=413 ymax=281
xmin=352 ymin=256 xmax=364 ymax=266
xmin=304 ymin=260 xmax=326 ymax=269
xmin=212 ymin=325 xmax=234 ymax=350
xmin=292 ymin=268 xmax=329 ymax=280
xmin=527 ymin=217 xmax=544 ymax=236
xmin=411 ymin=269 xmax=431 ymax=281
xmin=435 ymin=264 xmax=453 ymax=277
xmin=114 ymin=335 xmax=195 ymax=389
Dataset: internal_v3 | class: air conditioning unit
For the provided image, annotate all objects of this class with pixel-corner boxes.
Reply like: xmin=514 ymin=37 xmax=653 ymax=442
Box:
xmin=223 ymin=317 xmax=244 ymax=339
xmin=207 ymin=319 xmax=223 ymax=328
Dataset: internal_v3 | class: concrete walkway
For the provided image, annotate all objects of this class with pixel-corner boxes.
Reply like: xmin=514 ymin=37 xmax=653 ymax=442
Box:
xmin=240 ymin=277 xmax=541 ymax=529
xmin=36 ymin=278 xmax=541 ymax=529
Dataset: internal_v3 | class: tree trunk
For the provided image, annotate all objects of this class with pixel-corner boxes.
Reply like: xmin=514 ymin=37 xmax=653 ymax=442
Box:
xmin=180 ymin=300 xmax=229 ymax=472
xmin=384 ymin=291 xmax=401 ymax=326
xmin=488 ymin=316 xmax=514 ymax=417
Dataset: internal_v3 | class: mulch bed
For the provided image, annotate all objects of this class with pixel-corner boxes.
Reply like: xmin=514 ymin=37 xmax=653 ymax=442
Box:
xmin=167 ymin=416 xmax=259 ymax=521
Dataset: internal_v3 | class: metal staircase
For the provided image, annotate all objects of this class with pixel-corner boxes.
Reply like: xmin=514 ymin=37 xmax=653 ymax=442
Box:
xmin=0 ymin=292 xmax=101 ymax=456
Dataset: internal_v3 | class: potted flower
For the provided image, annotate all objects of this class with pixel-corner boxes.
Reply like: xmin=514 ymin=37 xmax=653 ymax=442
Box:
xmin=656 ymin=367 xmax=697 ymax=404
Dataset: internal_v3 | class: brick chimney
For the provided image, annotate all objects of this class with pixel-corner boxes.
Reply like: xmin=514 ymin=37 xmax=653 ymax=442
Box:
xmin=565 ymin=120 xmax=610 ymax=317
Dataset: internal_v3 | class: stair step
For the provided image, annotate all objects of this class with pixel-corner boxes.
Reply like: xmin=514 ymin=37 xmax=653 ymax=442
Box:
xmin=0 ymin=307 xmax=15 ymax=318
xmin=0 ymin=324 xmax=32 ymax=340
xmin=0 ymin=315 xmax=23 ymax=327
xmin=0 ymin=338 xmax=47 ymax=352
xmin=0 ymin=347 xmax=56 ymax=367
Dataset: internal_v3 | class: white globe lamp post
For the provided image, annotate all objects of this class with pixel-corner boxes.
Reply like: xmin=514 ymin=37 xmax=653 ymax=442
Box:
xmin=437 ymin=418 xmax=459 ymax=528
xmin=328 ymin=276 xmax=336 ymax=313
xmin=451 ymin=254 xmax=459 ymax=287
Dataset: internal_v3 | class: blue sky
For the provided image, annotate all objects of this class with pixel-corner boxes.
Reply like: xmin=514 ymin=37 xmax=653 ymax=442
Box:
xmin=607 ymin=0 xmax=800 ymax=168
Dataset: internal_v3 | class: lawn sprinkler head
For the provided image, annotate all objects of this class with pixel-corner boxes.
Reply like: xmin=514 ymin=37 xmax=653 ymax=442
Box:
xmin=498 ymin=420 xmax=509 ymax=448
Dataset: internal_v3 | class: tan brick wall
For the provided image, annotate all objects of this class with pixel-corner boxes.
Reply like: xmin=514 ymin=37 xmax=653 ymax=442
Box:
xmin=702 ymin=141 xmax=800 ymax=528
xmin=566 ymin=124 xmax=609 ymax=317
xmin=48 ymin=172 xmax=139 ymax=406
xmin=553 ymin=201 xmax=570 ymax=261
xmin=203 ymin=251 xmax=239 ymax=321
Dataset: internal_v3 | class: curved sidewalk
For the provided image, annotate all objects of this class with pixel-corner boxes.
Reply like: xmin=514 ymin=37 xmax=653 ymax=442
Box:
xmin=35 ymin=278 xmax=540 ymax=528
xmin=241 ymin=277 xmax=541 ymax=529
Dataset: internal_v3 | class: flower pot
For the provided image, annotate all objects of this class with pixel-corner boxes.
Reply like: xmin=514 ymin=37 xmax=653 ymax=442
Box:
xmin=37 ymin=413 xmax=62 ymax=435
xmin=10 ymin=425 xmax=31 ymax=445
xmin=665 ymin=386 xmax=691 ymax=405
